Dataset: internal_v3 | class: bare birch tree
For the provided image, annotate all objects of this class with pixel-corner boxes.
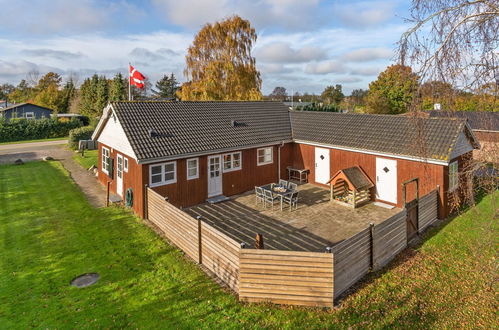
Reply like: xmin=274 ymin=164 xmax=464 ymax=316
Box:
xmin=399 ymin=0 xmax=498 ymax=211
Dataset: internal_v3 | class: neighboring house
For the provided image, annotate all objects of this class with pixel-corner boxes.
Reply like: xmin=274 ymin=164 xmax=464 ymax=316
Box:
xmin=283 ymin=101 xmax=313 ymax=110
xmin=0 ymin=100 xmax=15 ymax=109
xmin=427 ymin=110 xmax=498 ymax=163
xmin=0 ymin=102 xmax=53 ymax=121
xmin=92 ymin=101 xmax=479 ymax=220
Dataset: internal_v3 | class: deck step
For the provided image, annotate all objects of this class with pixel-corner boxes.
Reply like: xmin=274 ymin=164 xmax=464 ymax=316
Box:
xmin=206 ymin=195 xmax=229 ymax=204
xmin=373 ymin=201 xmax=395 ymax=209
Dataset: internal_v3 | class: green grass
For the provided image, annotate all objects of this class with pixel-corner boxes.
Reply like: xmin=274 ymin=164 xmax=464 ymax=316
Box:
xmin=72 ymin=149 xmax=98 ymax=169
xmin=0 ymin=136 xmax=68 ymax=145
xmin=0 ymin=161 xmax=496 ymax=328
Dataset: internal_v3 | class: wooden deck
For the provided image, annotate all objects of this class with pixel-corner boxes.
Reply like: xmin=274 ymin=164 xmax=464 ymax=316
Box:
xmin=185 ymin=184 xmax=401 ymax=252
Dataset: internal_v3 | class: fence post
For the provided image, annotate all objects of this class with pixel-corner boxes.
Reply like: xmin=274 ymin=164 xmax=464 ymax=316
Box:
xmin=144 ymin=184 xmax=149 ymax=220
xmin=369 ymin=222 xmax=375 ymax=270
xmin=255 ymin=233 xmax=264 ymax=249
xmin=106 ymin=181 xmax=110 ymax=207
xmin=436 ymin=184 xmax=441 ymax=219
xmin=197 ymin=216 xmax=202 ymax=264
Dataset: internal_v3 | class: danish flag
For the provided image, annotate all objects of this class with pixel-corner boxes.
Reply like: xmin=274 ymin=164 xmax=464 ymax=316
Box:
xmin=129 ymin=64 xmax=145 ymax=89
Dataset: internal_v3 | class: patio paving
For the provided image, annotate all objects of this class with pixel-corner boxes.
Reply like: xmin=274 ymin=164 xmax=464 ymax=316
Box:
xmin=185 ymin=183 xmax=402 ymax=252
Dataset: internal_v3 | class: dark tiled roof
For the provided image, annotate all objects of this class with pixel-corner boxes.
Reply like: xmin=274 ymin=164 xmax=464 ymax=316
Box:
xmin=0 ymin=102 xmax=54 ymax=112
xmin=427 ymin=110 xmax=499 ymax=131
xmin=290 ymin=111 xmax=467 ymax=162
xmin=342 ymin=166 xmax=374 ymax=191
xmin=112 ymin=101 xmax=292 ymax=161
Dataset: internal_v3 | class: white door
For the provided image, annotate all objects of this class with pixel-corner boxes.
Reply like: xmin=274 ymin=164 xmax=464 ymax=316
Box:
xmin=208 ymin=155 xmax=223 ymax=197
xmin=376 ymin=157 xmax=397 ymax=203
xmin=315 ymin=147 xmax=330 ymax=184
xmin=116 ymin=154 xmax=124 ymax=197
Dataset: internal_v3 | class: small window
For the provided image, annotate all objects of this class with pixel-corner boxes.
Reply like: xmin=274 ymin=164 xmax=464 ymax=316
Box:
xmin=25 ymin=112 xmax=34 ymax=119
xmin=449 ymin=160 xmax=458 ymax=191
xmin=257 ymin=147 xmax=273 ymax=165
xmin=101 ymin=147 xmax=110 ymax=174
xmin=223 ymin=152 xmax=242 ymax=172
xmin=187 ymin=158 xmax=199 ymax=180
xmin=149 ymin=161 xmax=176 ymax=187
xmin=124 ymin=158 xmax=129 ymax=172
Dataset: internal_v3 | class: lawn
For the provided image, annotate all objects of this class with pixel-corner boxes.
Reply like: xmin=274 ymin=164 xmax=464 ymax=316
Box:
xmin=72 ymin=149 xmax=98 ymax=170
xmin=0 ymin=136 xmax=68 ymax=145
xmin=0 ymin=161 xmax=496 ymax=328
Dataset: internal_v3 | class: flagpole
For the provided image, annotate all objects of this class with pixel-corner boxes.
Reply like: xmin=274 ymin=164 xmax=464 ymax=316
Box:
xmin=128 ymin=62 xmax=131 ymax=101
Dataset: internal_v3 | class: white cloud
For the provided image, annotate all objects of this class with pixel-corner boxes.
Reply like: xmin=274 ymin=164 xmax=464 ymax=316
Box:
xmin=350 ymin=66 xmax=382 ymax=76
xmin=152 ymin=0 xmax=323 ymax=30
xmin=256 ymin=42 xmax=327 ymax=63
xmin=335 ymin=76 xmax=363 ymax=84
xmin=333 ymin=1 xmax=397 ymax=28
xmin=0 ymin=60 xmax=63 ymax=78
xmin=342 ymin=47 xmax=394 ymax=62
xmin=21 ymin=49 xmax=85 ymax=60
xmin=305 ymin=61 xmax=346 ymax=75
xmin=259 ymin=63 xmax=295 ymax=74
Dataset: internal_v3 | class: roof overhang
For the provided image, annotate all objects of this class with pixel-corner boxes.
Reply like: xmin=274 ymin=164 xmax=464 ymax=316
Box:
xmin=91 ymin=104 xmax=113 ymax=141
xmin=464 ymin=122 xmax=481 ymax=149
xmin=294 ymin=139 xmax=450 ymax=166
xmin=138 ymin=140 xmax=293 ymax=164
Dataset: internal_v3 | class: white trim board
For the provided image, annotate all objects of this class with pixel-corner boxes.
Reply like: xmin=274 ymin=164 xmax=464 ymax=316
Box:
xmin=294 ymin=140 xmax=449 ymax=166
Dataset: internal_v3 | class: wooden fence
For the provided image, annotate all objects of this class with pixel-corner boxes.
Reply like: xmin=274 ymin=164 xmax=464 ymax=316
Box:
xmin=201 ymin=221 xmax=240 ymax=291
xmin=239 ymin=249 xmax=334 ymax=307
xmin=146 ymin=187 xmax=439 ymax=307
xmin=372 ymin=210 xmax=407 ymax=270
xmin=418 ymin=189 xmax=439 ymax=232
xmin=147 ymin=188 xmax=199 ymax=261
xmin=331 ymin=228 xmax=371 ymax=299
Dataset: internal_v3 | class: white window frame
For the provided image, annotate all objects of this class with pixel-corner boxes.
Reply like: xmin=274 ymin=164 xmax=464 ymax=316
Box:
xmin=25 ymin=112 xmax=34 ymax=119
xmin=124 ymin=157 xmax=129 ymax=173
xmin=449 ymin=160 xmax=458 ymax=191
xmin=149 ymin=161 xmax=177 ymax=187
xmin=257 ymin=147 xmax=273 ymax=166
xmin=101 ymin=147 xmax=110 ymax=175
xmin=222 ymin=151 xmax=242 ymax=172
xmin=186 ymin=158 xmax=199 ymax=180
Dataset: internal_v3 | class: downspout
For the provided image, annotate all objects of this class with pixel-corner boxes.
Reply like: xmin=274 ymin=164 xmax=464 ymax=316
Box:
xmin=278 ymin=141 xmax=285 ymax=179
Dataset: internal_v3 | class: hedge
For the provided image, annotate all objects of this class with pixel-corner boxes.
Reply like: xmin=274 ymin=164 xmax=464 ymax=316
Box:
xmin=68 ymin=126 xmax=95 ymax=150
xmin=0 ymin=118 xmax=83 ymax=142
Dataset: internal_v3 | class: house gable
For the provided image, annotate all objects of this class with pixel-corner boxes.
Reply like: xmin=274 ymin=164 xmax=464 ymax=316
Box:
xmin=94 ymin=106 xmax=137 ymax=160
xmin=450 ymin=131 xmax=474 ymax=160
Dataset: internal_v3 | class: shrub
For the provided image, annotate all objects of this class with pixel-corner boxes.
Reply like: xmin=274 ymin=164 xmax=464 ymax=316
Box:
xmin=68 ymin=126 xmax=95 ymax=150
xmin=0 ymin=118 xmax=82 ymax=142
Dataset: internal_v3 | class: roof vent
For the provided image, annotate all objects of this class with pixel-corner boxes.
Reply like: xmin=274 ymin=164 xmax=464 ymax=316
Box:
xmin=149 ymin=129 xmax=173 ymax=138
xmin=149 ymin=129 xmax=158 ymax=137
xmin=230 ymin=120 xmax=247 ymax=127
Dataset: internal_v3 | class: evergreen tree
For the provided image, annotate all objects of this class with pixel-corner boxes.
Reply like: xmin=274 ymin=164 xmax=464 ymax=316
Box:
xmin=152 ymin=73 xmax=179 ymax=99
xmin=78 ymin=75 xmax=99 ymax=117
xmin=59 ymin=78 xmax=76 ymax=113
xmin=95 ymin=75 xmax=109 ymax=113
xmin=109 ymin=73 xmax=127 ymax=102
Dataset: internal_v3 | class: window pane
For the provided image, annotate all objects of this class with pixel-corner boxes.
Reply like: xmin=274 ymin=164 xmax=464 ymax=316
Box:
xmin=233 ymin=153 xmax=240 ymax=161
xmin=164 ymin=172 xmax=174 ymax=181
xmin=151 ymin=165 xmax=161 ymax=175
xmin=188 ymin=159 xmax=197 ymax=169
xmin=151 ymin=174 xmax=162 ymax=183
xmin=188 ymin=168 xmax=197 ymax=177
xmin=258 ymin=155 xmax=265 ymax=163
xmin=258 ymin=149 xmax=264 ymax=157
xmin=233 ymin=159 xmax=240 ymax=168
xmin=164 ymin=163 xmax=175 ymax=173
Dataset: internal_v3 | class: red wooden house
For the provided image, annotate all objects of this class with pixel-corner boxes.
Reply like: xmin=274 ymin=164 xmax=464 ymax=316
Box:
xmin=91 ymin=101 xmax=479 ymax=219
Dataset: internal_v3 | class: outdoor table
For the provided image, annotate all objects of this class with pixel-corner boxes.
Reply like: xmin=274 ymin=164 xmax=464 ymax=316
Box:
xmin=260 ymin=183 xmax=294 ymax=211
xmin=287 ymin=167 xmax=309 ymax=183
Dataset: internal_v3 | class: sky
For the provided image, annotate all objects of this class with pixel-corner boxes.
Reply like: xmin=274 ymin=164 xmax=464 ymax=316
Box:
xmin=0 ymin=0 xmax=413 ymax=95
